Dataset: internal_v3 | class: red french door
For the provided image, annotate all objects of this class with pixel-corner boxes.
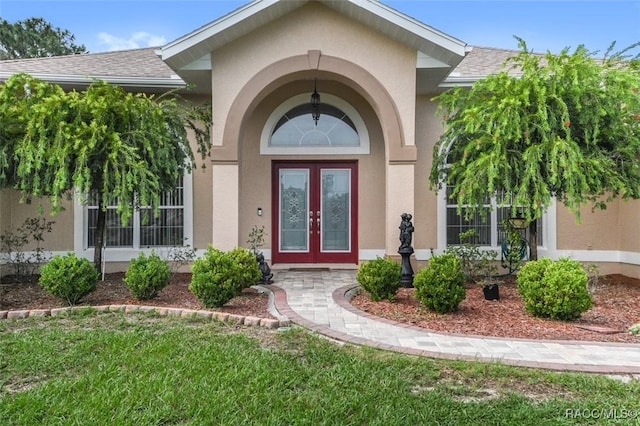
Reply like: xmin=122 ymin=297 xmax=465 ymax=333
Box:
xmin=272 ymin=161 xmax=358 ymax=264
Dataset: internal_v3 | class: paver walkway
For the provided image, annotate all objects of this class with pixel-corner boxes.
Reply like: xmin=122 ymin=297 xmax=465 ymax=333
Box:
xmin=269 ymin=270 xmax=640 ymax=374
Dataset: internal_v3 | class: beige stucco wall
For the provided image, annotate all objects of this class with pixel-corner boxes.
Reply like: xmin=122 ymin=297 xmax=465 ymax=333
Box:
xmin=0 ymin=190 xmax=73 ymax=252
xmin=556 ymin=202 xmax=620 ymax=251
xmin=414 ymin=95 xmax=442 ymax=252
xmin=618 ymin=199 xmax=640 ymax=253
xmin=191 ymin=164 xmax=213 ymax=251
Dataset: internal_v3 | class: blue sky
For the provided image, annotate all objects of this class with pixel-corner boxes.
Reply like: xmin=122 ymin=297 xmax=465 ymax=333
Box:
xmin=1 ymin=0 xmax=639 ymax=56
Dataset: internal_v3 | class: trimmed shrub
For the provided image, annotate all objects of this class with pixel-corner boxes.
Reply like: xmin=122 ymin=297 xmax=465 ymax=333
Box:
xmin=39 ymin=253 xmax=100 ymax=306
xmin=414 ymin=253 xmax=466 ymax=314
xmin=227 ymin=247 xmax=262 ymax=289
xmin=124 ymin=252 xmax=171 ymax=300
xmin=517 ymin=257 xmax=592 ymax=320
xmin=189 ymin=246 xmax=260 ymax=308
xmin=356 ymin=257 xmax=401 ymax=302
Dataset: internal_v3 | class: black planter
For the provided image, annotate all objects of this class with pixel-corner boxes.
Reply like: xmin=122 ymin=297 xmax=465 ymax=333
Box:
xmin=482 ymin=283 xmax=500 ymax=301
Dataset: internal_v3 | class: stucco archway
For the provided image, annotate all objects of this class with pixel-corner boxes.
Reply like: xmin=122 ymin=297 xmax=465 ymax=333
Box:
xmin=218 ymin=50 xmax=415 ymax=165
xmin=211 ymin=51 xmax=416 ymax=258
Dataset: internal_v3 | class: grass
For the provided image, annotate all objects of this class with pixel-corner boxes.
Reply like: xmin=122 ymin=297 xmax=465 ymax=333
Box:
xmin=1 ymin=312 xmax=639 ymax=425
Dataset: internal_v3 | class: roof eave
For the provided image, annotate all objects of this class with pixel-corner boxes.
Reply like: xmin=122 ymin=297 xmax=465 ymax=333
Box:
xmin=439 ymin=75 xmax=485 ymax=89
xmin=161 ymin=0 xmax=291 ymax=70
xmin=0 ymin=72 xmax=187 ymax=91
xmin=351 ymin=0 xmax=468 ymax=61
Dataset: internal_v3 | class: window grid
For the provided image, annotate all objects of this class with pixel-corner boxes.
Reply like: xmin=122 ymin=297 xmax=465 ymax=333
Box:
xmin=87 ymin=177 xmax=184 ymax=248
xmin=446 ymin=185 xmax=543 ymax=247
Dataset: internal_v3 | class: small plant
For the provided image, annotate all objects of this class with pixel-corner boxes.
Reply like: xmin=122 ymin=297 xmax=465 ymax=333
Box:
xmin=124 ymin=251 xmax=171 ymax=300
xmin=629 ymin=323 xmax=640 ymax=336
xmin=0 ymin=217 xmax=55 ymax=283
xmin=414 ymin=253 xmax=466 ymax=314
xmin=189 ymin=246 xmax=260 ymax=308
xmin=585 ymin=263 xmax=601 ymax=295
xmin=39 ymin=253 xmax=100 ymax=306
xmin=501 ymin=220 xmax=527 ymax=273
xmin=247 ymin=225 xmax=266 ymax=255
xmin=447 ymin=229 xmax=498 ymax=285
xmin=517 ymin=257 xmax=592 ymax=321
xmin=356 ymin=257 xmax=401 ymax=302
xmin=167 ymin=238 xmax=197 ymax=280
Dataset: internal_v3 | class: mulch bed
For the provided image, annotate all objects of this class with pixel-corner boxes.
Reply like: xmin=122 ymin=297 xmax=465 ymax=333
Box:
xmin=3 ymin=271 xmax=640 ymax=343
xmin=351 ymin=274 xmax=640 ymax=343
xmin=0 ymin=272 xmax=276 ymax=320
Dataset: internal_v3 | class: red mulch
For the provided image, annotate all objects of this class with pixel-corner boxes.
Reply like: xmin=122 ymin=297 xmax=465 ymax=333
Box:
xmin=4 ymin=272 xmax=640 ymax=343
xmin=351 ymin=274 xmax=640 ymax=343
xmin=0 ymin=273 xmax=276 ymax=320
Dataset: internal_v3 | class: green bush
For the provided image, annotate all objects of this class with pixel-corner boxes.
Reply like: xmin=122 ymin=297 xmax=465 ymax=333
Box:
xmin=39 ymin=253 xmax=100 ymax=306
xmin=356 ymin=257 xmax=401 ymax=302
xmin=124 ymin=252 xmax=171 ymax=300
xmin=227 ymin=247 xmax=262 ymax=289
xmin=414 ymin=253 xmax=466 ymax=314
xmin=517 ymin=257 xmax=593 ymax=320
xmin=189 ymin=247 xmax=260 ymax=308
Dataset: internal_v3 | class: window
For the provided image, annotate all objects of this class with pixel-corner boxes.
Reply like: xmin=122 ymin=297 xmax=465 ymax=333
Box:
xmin=271 ymin=103 xmax=359 ymax=147
xmin=86 ymin=177 xmax=185 ymax=248
xmin=443 ymin=146 xmax=543 ymax=248
xmin=445 ymin=185 xmax=544 ymax=247
xmin=260 ymin=93 xmax=369 ymax=155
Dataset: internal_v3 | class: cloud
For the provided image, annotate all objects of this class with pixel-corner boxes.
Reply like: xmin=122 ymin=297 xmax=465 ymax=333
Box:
xmin=97 ymin=32 xmax=167 ymax=51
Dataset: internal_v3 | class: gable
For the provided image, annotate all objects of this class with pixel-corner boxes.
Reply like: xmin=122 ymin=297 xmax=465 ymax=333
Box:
xmin=161 ymin=0 xmax=470 ymax=94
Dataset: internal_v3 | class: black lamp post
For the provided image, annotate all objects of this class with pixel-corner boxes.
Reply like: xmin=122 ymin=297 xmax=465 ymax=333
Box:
xmin=311 ymin=78 xmax=320 ymax=126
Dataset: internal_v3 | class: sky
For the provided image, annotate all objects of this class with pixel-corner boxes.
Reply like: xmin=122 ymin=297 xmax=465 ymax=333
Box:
xmin=0 ymin=0 xmax=639 ymax=56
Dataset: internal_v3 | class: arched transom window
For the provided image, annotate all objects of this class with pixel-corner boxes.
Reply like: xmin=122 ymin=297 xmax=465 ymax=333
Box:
xmin=260 ymin=93 xmax=370 ymax=155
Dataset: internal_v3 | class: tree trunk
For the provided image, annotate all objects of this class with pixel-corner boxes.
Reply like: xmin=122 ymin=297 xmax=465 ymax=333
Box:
xmin=528 ymin=219 xmax=538 ymax=261
xmin=93 ymin=194 xmax=107 ymax=271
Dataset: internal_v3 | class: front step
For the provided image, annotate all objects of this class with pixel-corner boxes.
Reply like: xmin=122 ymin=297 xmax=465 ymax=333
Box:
xmin=271 ymin=263 xmax=358 ymax=271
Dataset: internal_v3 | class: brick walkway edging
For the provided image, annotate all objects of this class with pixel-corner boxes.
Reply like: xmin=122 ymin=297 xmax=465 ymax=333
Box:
xmin=269 ymin=283 xmax=640 ymax=375
xmin=0 ymin=285 xmax=291 ymax=330
xmin=336 ymin=285 xmax=640 ymax=349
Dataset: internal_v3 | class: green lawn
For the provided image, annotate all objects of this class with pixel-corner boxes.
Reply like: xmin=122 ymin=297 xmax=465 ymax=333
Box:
xmin=1 ymin=311 xmax=638 ymax=425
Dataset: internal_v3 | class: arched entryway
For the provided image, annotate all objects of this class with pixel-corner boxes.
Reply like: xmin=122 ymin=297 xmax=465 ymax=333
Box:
xmin=212 ymin=51 xmax=416 ymax=264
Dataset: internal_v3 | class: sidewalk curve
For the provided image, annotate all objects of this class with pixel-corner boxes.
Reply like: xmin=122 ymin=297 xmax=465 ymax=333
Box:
xmin=270 ymin=270 xmax=640 ymax=374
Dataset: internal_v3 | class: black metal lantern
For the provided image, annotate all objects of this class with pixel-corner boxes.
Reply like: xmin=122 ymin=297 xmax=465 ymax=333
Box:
xmin=508 ymin=216 xmax=529 ymax=230
xmin=311 ymin=78 xmax=320 ymax=125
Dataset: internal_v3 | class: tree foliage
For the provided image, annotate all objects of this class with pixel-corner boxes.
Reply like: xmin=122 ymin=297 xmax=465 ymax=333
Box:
xmin=0 ymin=17 xmax=87 ymax=59
xmin=0 ymin=73 xmax=212 ymax=267
xmin=430 ymin=39 xmax=640 ymax=253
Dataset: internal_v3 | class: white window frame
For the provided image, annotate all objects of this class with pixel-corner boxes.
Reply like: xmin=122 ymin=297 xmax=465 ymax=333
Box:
xmin=73 ymin=172 xmax=193 ymax=262
xmin=438 ymin=190 xmax=551 ymax=253
xmin=260 ymin=93 xmax=370 ymax=155
xmin=435 ymin=141 xmax=551 ymax=253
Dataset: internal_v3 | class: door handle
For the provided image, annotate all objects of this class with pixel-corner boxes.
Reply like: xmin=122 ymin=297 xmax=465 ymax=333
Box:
xmin=316 ymin=211 xmax=321 ymax=234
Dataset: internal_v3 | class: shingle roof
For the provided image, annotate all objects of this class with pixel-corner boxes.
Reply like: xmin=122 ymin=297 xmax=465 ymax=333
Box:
xmin=0 ymin=45 xmax=517 ymax=89
xmin=450 ymin=46 xmax=522 ymax=79
xmin=0 ymin=47 xmax=176 ymax=79
xmin=0 ymin=47 xmax=188 ymax=93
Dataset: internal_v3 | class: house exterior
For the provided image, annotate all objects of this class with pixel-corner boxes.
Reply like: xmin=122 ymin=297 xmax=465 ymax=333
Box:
xmin=1 ymin=0 xmax=639 ymax=276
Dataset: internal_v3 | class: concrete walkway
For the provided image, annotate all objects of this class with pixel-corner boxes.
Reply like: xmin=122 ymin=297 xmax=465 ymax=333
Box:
xmin=269 ymin=270 xmax=640 ymax=374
